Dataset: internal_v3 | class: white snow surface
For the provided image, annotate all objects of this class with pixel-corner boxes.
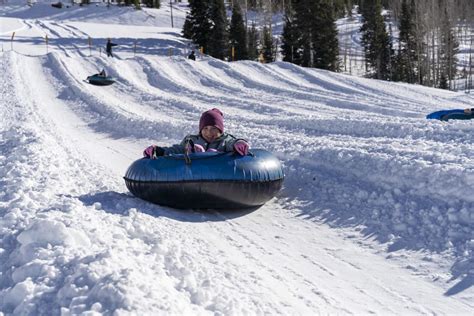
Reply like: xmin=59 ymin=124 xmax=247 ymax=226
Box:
xmin=1 ymin=2 xmax=474 ymax=315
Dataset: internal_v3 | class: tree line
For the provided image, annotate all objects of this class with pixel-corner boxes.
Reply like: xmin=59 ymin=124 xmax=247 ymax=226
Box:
xmin=357 ymin=0 xmax=469 ymax=90
xmin=182 ymin=0 xmax=341 ymax=69
xmin=183 ymin=0 xmax=267 ymax=61
xmin=183 ymin=0 xmax=474 ymax=90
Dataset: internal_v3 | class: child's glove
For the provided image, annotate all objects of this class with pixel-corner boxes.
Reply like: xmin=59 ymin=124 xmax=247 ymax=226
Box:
xmin=185 ymin=143 xmax=206 ymax=154
xmin=143 ymin=145 xmax=165 ymax=159
xmin=233 ymin=140 xmax=249 ymax=156
xmin=193 ymin=144 xmax=205 ymax=153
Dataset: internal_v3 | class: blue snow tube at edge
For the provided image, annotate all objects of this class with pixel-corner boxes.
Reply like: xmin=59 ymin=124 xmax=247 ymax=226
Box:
xmin=124 ymin=149 xmax=284 ymax=209
xmin=426 ymin=109 xmax=473 ymax=121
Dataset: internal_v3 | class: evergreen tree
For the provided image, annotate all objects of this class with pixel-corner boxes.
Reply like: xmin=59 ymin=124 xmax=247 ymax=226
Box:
xmin=347 ymin=0 xmax=354 ymax=17
xmin=182 ymin=17 xmax=193 ymax=40
xmin=281 ymin=4 xmax=302 ymax=64
xmin=293 ymin=0 xmax=313 ymax=67
xmin=360 ymin=0 xmax=392 ymax=79
xmin=261 ymin=26 xmax=274 ymax=63
xmin=247 ymin=22 xmax=259 ymax=61
xmin=393 ymin=0 xmax=417 ymax=83
xmin=182 ymin=0 xmax=212 ymax=54
xmin=333 ymin=0 xmax=349 ymax=18
xmin=439 ymin=73 xmax=449 ymax=90
xmin=143 ymin=0 xmax=160 ymax=8
xmin=312 ymin=0 xmax=339 ymax=71
xmin=229 ymin=3 xmax=248 ymax=61
xmin=134 ymin=0 xmax=141 ymax=10
xmin=438 ymin=7 xmax=459 ymax=89
xmin=207 ymin=0 xmax=229 ymax=60
xmin=288 ymin=0 xmax=339 ymax=70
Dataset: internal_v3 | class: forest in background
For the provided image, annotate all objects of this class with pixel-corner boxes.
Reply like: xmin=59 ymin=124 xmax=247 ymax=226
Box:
xmin=182 ymin=0 xmax=474 ymax=91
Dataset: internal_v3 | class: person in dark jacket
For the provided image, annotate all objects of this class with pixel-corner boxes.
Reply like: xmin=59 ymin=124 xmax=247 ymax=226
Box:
xmin=106 ymin=38 xmax=117 ymax=57
xmin=188 ymin=50 xmax=196 ymax=61
xmin=143 ymin=108 xmax=249 ymax=159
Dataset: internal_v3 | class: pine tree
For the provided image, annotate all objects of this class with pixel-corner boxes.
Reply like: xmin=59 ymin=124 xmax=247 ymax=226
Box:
xmin=229 ymin=3 xmax=248 ymax=61
xmin=281 ymin=3 xmax=302 ymax=64
xmin=438 ymin=7 xmax=459 ymax=89
xmin=393 ymin=0 xmax=417 ymax=83
xmin=293 ymin=0 xmax=313 ymax=67
xmin=287 ymin=0 xmax=339 ymax=70
xmin=182 ymin=0 xmax=212 ymax=54
xmin=360 ymin=0 xmax=392 ymax=79
xmin=261 ymin=26 xmax=274 ymax=63
xmin=143 ymin=0 xmax=160 ymax=8
xmin=247 ymin=22 xmax=259 ymax=61
xmin=134 ymin=0 xmax=141 ymax=10
xmin=345 ymin=0 xmax=354 ymax=18
xmin=439 ymin=73 xmax=449 ymax=89
xmin=182 ymin=17 xmax=193 ymax=40
xmin=333 ymin=0 xmax=348 ymax=18
xmin=207 ymin=0 xmax=229 ymax=60
xmin=312 ymin=0 xmax=339 ymax=71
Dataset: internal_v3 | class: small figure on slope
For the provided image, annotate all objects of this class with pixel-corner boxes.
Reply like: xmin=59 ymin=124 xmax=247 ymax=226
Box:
xmin=106 ymin=38 xmax=118 ymax=58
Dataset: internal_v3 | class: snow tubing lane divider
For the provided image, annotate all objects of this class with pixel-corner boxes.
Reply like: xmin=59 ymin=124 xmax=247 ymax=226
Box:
xmin=426 ymin=109 xmax=474 ymax=121
xmin=124 ymin=149 xmax=284 ymax=209
xmin=87 ymin=74 xmax=115 ymax=86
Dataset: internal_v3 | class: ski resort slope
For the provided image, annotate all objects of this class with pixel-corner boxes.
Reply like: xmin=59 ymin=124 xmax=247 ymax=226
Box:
xmin=1 ymin=2 xmax=474 ymax=315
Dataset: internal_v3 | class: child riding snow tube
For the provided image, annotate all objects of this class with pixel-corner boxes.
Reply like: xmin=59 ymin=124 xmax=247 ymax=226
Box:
xmin=86 ymin=73 xmax=115 ymax=86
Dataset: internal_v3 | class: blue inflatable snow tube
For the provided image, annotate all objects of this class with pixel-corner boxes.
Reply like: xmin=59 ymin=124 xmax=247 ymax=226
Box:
xmin=426 ymin=109 xmax=474 ymax=121
xmin=124 ymin=149 xmax=284 ymax=209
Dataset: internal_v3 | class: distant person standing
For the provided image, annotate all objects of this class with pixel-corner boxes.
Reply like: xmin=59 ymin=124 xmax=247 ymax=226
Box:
xmin=188 ymin=50 xmax=196 ymax=61
xmin=106 ymin=38 xmax=117 ymax=58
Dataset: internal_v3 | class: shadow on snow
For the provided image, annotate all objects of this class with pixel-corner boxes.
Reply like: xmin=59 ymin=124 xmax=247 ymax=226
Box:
xmin=78 ymin=191 xmax=259 ymax=223
xmin=279 ymin=156 xmax=474 ymax=296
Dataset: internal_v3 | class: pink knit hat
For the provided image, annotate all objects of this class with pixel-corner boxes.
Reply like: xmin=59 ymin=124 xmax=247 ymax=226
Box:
xmin=199 ymin=108 xmax=224 ymax=133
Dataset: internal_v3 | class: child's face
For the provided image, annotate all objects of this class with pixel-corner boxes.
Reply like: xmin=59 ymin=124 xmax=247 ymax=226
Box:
xmin=201 ymin=126 xmax=222 ymax=142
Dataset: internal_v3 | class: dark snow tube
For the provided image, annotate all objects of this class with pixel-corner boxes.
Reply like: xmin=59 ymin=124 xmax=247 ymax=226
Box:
xmin=426 ymin=109 xmax=473 ymax=121
xmin=124 ymin=149 xmax=284 ymax=209
xmin=87 ymin=74 xmax=115 ymax=86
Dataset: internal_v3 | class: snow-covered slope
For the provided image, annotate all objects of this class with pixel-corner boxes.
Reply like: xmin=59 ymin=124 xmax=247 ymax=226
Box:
xmin=1 ymin=2 xmax=473 ymax=315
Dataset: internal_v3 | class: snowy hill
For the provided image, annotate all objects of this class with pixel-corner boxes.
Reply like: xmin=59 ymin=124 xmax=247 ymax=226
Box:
xmin=1 ymin=1 xmax=474 ymax=314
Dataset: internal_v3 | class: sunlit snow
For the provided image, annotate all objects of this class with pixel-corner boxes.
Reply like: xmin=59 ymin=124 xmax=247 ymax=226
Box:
xmin=1 ymin=1 xmax=473 ymax=314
